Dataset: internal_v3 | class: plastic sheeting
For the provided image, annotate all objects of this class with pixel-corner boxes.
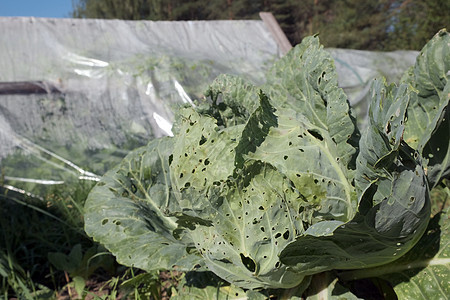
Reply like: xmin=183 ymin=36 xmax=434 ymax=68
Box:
xmin=327 ymin=48 xmax=418 ymax=122
xmin=0 ymin=17 xmax=418 ymax=197
xmin=0 ymin=17 xmax=281 ymax=196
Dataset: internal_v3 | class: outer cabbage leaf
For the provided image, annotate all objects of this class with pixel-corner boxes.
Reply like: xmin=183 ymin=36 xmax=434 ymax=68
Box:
xmin=402 ymin=29 xmax=450 ymax=188
xmin=242 ymin=93 xmax=357 ymax=224
xmin=170 ymin=106 xmax=244 ymax=214
xmin=241 ymin=35 xmax=359 ymax=228
xmin=84 ymin=138 xmax=202 ymax=271
xmin=172 ymin=284 xmax=247 ymax=300
xmin=339 ymin=205 xmax=449 ymax=300
xmin=185 ymin=162 xmax=306 ymax=289
xmin=355 ymin=79 xmax=412 ymax=195
xmin=169 ymin=75 xmax=262 ymax=215
xmin=299 ymin=273 xmax=363 ymax=300
xmin=169 ymin=95 xmax=306 ymax=288
xmin=171 ymin=272 xmax=249 ymax=300
xmin=264 ymin=35 xmax=359 ymax=168
xmin=280 ymin=79 xmax=430 ymax=274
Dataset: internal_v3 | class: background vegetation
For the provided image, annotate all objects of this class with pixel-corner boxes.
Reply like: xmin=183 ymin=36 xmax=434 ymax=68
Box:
xmin=71 ymin=0 xmax=449 ymax=50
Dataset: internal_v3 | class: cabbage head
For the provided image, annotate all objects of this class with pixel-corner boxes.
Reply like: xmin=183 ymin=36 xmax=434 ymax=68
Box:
xmin=84 ymin=32 xmax=449 ymax=291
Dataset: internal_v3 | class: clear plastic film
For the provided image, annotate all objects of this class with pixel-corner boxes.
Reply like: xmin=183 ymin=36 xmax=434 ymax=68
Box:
xmin=0 ymin=17 xmax=280 ymax=197
xmin=0 ymin=17 xmax=418 ymax=197
xmin=327 ymin=48 xmax=418 ymax=124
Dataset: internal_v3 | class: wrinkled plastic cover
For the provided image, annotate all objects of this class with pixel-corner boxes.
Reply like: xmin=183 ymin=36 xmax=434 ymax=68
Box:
xmin=0 ymin=17 xmax=418 ymax=197
xmin=327 ymin=48 xmax=419 ymax=122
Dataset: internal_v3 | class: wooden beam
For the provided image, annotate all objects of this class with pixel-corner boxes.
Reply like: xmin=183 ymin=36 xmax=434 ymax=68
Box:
xmin=0 ymin=81 xmax=61 ymax=95
xmin=259 ymin=12 xmax=292 ymax=55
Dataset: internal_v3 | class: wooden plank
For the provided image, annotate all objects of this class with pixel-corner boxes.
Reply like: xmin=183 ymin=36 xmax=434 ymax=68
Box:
xmin=0 ymin=81 xmax=61 ymax=95
xmin=259 ymin=12 xmax=292 ymax=55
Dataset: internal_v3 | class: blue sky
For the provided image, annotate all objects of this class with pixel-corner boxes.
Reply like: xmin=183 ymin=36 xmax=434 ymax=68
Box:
xmin=0 ymin=0 xmax=74 ymax=18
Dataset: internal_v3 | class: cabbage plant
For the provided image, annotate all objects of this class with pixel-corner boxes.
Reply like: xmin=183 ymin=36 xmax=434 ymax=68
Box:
xmin=84 ymin=30 xmax=449 ymax=298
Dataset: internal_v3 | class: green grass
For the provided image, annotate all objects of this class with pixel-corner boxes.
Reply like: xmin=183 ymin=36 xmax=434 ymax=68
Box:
xmin=0 ymin=182 xmax=90 ymax=298
xmin=0 ymin=180 xmax=175 ymax=300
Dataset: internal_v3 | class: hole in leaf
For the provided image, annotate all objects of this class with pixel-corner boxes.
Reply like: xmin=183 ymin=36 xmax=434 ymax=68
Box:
xmin=284 ymin=155 xmax=288 ymax=160
xmin=168 ymin=154 xmax=173 ymax=165
xmin=101 ymin=219 xmax=108 ymax=225
xmin=307 ymin=129 xmax=323 ymax=141
xmin=240 ymin=253 xmax=256 ymax=273
xmin=219 ymin=258 xmax=232 ymax=264
xmin=283 ymin=230 xmax=290 ymax=240
xmin=386 ymin=122 xmax=392 ymax=134
xmin=275 ymin=233 xmax=282 ymax=239
xmin=199 ymin=135 xmax=207 ymax=145
xmin=204 ymin=158 xmax=210 ymax=165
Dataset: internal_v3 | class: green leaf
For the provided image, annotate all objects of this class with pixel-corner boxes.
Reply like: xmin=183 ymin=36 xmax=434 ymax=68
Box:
xmin=186 ymin=162 xmax=306 ymax=289
xmin=280 ymin=79 xmax=430 ymax=274
xmin=264 ymin=35 xmax=359 ymax=168
xmin=48 ymin=244 xmax=83 ymax=274
xmin=84 ymin=138 xmax=202 ymax=272
xmin=170 ymin=89 xmax=313 ymax=289
xmin=301 ymin=272 xmax=363 ymax=300
xmin=170 ymin=107 xmax=244 ymax=214
xmin=339 ymin=206 xmax=450 ymax=300
xmin=172 ymin=271 xmax=248 ymax=300
xmin=355 ymin=78 xmax=413 ymax=195
xmin=402 ymin=29 xmax=450 ymax=188
xmin=72 ymin=276 xmax=86 ymax=298
xmin=243 ymin=93 xmax=357 ymax=223
xmin=280 ymin=165 xmax=430 ymax=273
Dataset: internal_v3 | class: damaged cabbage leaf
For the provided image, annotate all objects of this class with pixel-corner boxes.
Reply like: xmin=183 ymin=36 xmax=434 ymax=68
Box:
xmin=264 ymin=34 xmax=359 ymax=168
xmin=170 ymin=96 xmax=305 ymax=289
xmin=402 ymin=29 xmax=450 ymax=188
xmin=338 ymin=202 xmax=449 ymax=300
xmin=280 ymin=79 xmax=430 ymax=273
xmin=84 ymin=138 xmax=203 ymax=271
